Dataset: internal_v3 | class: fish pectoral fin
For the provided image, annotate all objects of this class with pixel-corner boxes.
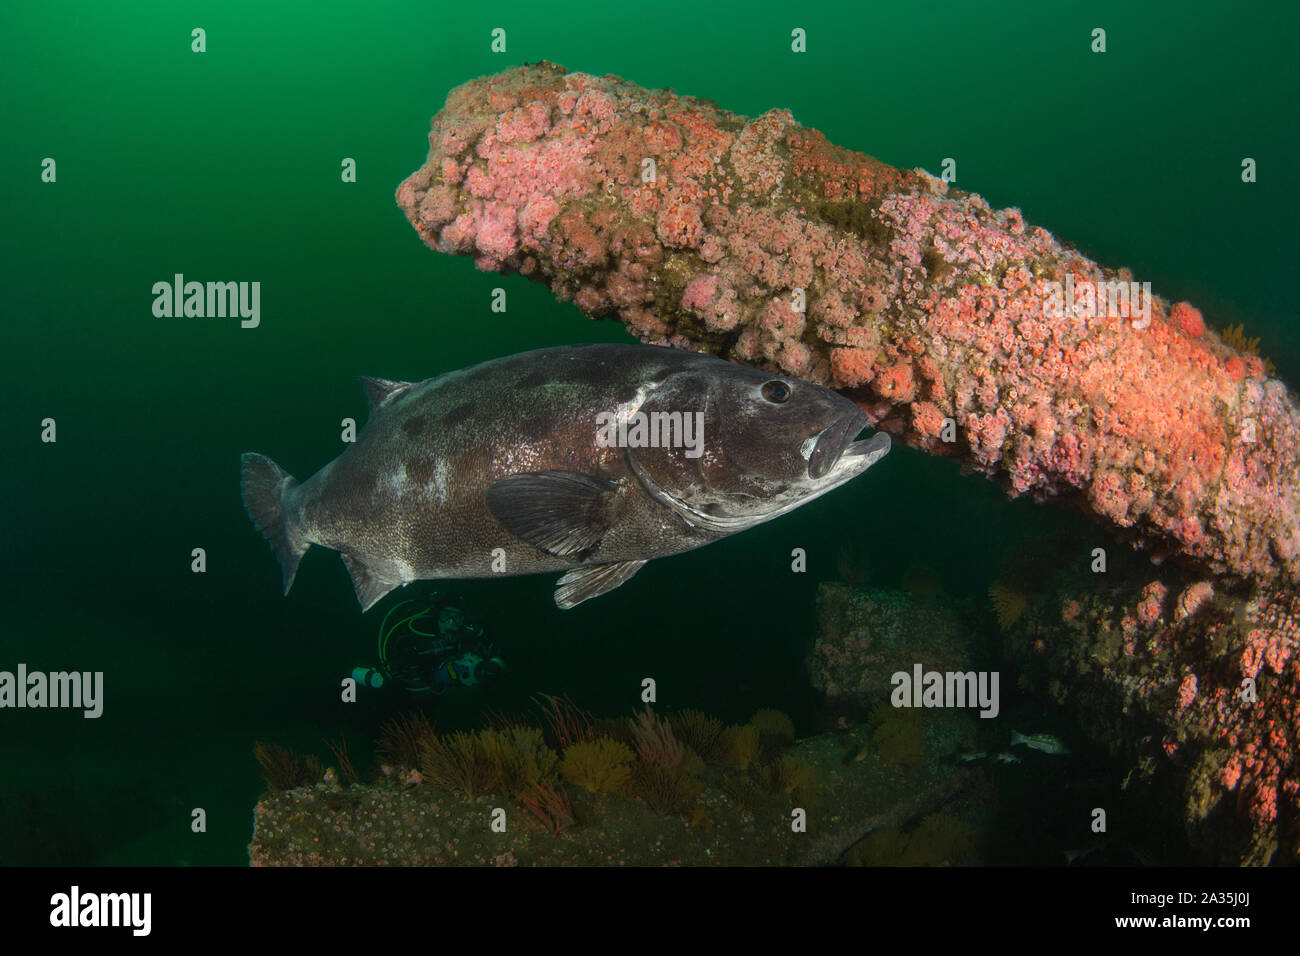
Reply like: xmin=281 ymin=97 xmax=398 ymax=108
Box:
xmin=485 ymin=470 xmax=618 ymax=559
xmin=554 ymin=560 xmax=647 ymax=609
xmin=340 ymin=553 xmax=401 ymax=612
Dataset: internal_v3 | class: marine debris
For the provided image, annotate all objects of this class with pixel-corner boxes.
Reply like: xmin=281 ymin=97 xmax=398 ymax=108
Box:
xmin=397 ymin=62 xmax=1300 ymax=588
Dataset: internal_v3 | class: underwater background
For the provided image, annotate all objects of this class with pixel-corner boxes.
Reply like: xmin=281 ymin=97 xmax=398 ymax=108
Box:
xmin=1 ymin=0 xmax=1296 ymax=865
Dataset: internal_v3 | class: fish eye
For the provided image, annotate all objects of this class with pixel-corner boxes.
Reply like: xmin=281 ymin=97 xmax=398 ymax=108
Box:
xmin=761 ymin=380 xmax=791 ymax=404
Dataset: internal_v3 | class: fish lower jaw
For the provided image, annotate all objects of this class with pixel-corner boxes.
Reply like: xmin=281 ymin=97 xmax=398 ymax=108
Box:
xmin=823 ymin=432 xmax=891 ymax=480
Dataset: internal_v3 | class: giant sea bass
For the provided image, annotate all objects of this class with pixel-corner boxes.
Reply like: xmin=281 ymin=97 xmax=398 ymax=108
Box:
xmin=241 ymin=344 xmax=890 ymax=609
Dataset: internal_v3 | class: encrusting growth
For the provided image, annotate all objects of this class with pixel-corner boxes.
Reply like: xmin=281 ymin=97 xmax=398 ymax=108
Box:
xmin=397 ymin=62 xmax=1300 ymax=587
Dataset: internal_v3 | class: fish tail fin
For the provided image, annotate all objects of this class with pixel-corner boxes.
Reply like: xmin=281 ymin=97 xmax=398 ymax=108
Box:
xmin=240 ymin=452 xmax=309 ymax=594
xmin=1010 ymin=730 xmax=1024 ymax=746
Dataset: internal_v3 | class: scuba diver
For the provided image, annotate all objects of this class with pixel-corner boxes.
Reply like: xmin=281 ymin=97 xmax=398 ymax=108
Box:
xmin=351 ymin=591 xmax=505 ymax=696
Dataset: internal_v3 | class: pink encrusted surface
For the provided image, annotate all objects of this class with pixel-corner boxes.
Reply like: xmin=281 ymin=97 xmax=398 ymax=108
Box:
xmin=396 ymin=62 xmax=1300 ymax=586
xmin=1042 ymin=576 xmax=1300 ymax=863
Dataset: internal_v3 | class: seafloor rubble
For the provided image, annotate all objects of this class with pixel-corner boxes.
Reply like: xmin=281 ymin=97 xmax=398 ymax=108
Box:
xmin=808 ymin=584 xmax=972 ymax=704
xmin=248 ymin=704 xmax=986 ymax=866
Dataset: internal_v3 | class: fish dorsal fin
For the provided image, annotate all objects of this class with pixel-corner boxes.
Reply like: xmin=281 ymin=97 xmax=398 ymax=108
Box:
xmin=554 ymin=560 xmax=646 ymax=608
xmin=359 ymin=376 xmax=416 ymax=413
xmin=484 ymin=470 xmax=618 ymax=559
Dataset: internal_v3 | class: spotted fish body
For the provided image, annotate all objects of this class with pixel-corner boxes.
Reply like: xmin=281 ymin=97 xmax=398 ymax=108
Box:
xmin=241 ymin=343 xmax=889 ymax=610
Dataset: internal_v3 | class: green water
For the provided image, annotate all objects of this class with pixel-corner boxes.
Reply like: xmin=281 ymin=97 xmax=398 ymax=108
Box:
xmin=1 ymin=0 xmax=1296 ymax=864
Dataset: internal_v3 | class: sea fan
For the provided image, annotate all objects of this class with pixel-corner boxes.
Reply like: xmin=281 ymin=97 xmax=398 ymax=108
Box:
xmin=560 ymin=738 xmax=635 ymax=794
xmin=376 ymin=711 xmax=434 ymax=768
xmin=748 ymin=709 xmax=796 ymax=747
xmin=1220 ymin=323 xmax=1262 ymax=355
xmin=1220 ymin=323 xmax=1275 ymax=373
xmin=628 ymin=706 xmax=684 ymax=767
xmin=418 ymin=731 xmax=496 ymax=797
xmin=719 ymin=724 xmax=760 ymax=769
xmin=670 ymin=709 xmax=726 ymax=763
xmin=988 ymin=581 xmax=1028 ymax=630
xmin=253 ymin=741 xmax=323 ymax=791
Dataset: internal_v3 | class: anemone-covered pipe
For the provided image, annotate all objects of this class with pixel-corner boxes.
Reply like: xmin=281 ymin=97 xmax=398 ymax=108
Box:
xmin=397 ymin=62 xmax=1300 ymax=584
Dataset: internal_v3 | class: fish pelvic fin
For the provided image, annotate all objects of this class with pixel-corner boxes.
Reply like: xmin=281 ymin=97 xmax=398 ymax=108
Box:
xmin=340 ymin=553 xmax=401 ymax=612
xmin=240 ymin=452 xmax=309 ymax=595
xmin=554 ymin=560 xmax=646 ymax=609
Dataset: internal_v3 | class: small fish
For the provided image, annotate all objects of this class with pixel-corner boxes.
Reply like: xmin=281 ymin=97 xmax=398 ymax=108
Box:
xmin=842 ymin=743 xmax=870 ymax=765
xmin=1011 ymin=730 xmax=1069 ymax=755
xmin=957 ymin=751 xmax=987 ymax=764
xmin=242 ymin=344 xmax=890 ymax=610
xmin=993 ymin=752 xmax=1021 ymax=764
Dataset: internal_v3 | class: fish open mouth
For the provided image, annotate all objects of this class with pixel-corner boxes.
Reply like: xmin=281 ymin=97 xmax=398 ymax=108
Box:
xmin=807 ymin=410 xmax=891 ymax=480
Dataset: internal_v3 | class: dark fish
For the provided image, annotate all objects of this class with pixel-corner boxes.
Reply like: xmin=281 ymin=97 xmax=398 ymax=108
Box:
xmin=241 ymin=344 xmax=890 ymax=610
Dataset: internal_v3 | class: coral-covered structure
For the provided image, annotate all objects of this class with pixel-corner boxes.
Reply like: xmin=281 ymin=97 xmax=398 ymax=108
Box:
xmin=397 ymin=62 xmax=1300 ymax=587
xmin=1013 ymin=567 xmax=1300 ymax=865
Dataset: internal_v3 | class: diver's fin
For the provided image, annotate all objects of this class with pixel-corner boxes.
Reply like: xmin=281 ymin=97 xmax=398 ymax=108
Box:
xmin=359 ymin=376 xmax=416 ymax=414
xmin=340 ymin=553 xmax=402 ymax=612
xmin=485 ymin=470 xmax=618 ymax=559
xmin=240 ymin=452 xmax=309 ymax=595
xmin=554 ymin=560 xmax=647 ymax=609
